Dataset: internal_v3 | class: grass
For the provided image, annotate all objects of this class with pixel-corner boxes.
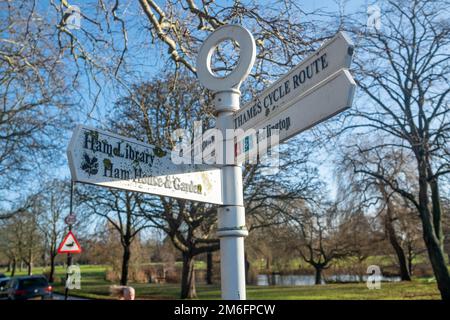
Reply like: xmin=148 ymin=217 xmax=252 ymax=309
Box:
xmin=2 ymin=264 xmax=441 ymax=300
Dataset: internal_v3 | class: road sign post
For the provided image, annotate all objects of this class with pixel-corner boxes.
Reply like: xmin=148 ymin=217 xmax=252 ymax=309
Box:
xmin=64 ymin=181 xmax=75 ymax=300
xmin=196 ymin=25 xmax=256 ymax=300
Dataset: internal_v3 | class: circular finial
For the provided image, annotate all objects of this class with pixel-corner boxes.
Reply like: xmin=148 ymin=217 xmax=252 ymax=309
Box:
xmin=196 ymin=25 xmax=256 ymax=91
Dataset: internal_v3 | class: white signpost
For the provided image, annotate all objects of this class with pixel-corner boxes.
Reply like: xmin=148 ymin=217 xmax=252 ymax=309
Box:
xmin=67 ymin=25 xmax=356 ymax=301
xmin=67 ymin=125 xmax=223 ymax=205
xmin=196 ymin=26 xmax=355 ymax=300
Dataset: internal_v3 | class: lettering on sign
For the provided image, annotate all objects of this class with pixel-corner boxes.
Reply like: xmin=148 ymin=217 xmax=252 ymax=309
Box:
xmin=234 ymin=32 xmax=354 ymax=132
xmin=67 ymin=125 xmax=223 ymax=204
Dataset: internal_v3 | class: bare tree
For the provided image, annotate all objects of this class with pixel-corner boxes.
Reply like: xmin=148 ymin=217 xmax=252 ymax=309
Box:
xmin=339 ymin=0 xmax=450 ymax=299
xmin=338 ymin=140 xmax=429 ymax=280
xmin=79 ymin=187 xmax=152 ymax=285
xmin=108 ymin=71 xmax=321 ymax=298
xmin=137 ymin=0 xmax=327 ymax=79
xmin=38 ymin=180 xmax=70 ymax=283
xmin=0 ymin=194 xmax=44 ymax=276
xmin=0 ymin=0 xmax=74 ymax=205
xmin=282 ymin=200 xmax=353 ymax=285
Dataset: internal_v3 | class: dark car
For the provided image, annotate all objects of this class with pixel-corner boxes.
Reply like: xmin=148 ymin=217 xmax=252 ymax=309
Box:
xmin=0 ymin=273 xmax=6 ymax=279
xmin=0 ymin=277 xmax=10 ymax=299
xmin=7 ymin=276 xmax=53 ymax=300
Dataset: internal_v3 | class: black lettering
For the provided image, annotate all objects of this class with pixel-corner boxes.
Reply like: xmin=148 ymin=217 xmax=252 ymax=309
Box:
xmin=306 ymin=64 xmax=313 ymax=79
xmin=299 ymin=70 xmax=306 ymax=83
xmin=264 ymin=96 xmax=270 ymax=108
xmin=273 ymin=88 xmax=279 ymax=102
xmin=321 ymin=53 xmax=328 ymax=69
xmin=313 ymin=58 xmax=320 ymax=73
xmin=284 ymin=80 xmax=290 ymax=95
xmin=293 ymin=75 xmax=299 ymax=89
xmin=104 ymin=162 xmax=112 ymax=177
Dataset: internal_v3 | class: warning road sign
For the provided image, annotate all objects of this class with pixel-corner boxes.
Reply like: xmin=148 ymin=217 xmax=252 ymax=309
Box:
xmin=57 ymin=231 xmax=82 ymax=254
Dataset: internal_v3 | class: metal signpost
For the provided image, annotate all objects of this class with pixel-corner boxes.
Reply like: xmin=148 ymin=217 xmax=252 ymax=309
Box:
xmin=196 ymin=25 xmax=256 ymax=300
xmin=67 ymin=25 xmax=355 ymax=300
xmin=195 ymin=25 xmax=355 ymax=299
xmin=59 ymin=181 xmax=82 ymax=300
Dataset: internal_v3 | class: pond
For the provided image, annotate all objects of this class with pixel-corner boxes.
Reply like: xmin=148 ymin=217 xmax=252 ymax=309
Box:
xmin=256 ymin=274 xmax=402 ymax=286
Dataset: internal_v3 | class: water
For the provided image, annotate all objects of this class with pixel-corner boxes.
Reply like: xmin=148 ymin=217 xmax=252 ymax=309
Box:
xmin=256 ymin=274 xmax=402 ymax=286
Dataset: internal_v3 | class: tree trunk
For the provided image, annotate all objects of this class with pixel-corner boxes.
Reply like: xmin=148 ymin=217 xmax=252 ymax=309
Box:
xmin=379 ymin=182 xmax=411 ymax=281
xmin=314 ymin=266 xmax=323 ymax=285
xmin=428 ymin=175 xmax=444 ymax=252
xmin=418 ymin=165 xmax=450 ymax=300
xmin=49 ymin=254 xmax=56 ymax=283
xmin=27 ymin=262 xmax=32 ymax=276
xmin=265 ymin=256 xmax=271 ymax=272
xmin=10 ymin=258 xmax=16 ymax=277
xmin=384 ymin=215 xmax=411 ymax=281
xmin=120 ymin=244 xmax=131 ymax=286
xmin=181 ymin=252 xmax=197 ymax=299
xmin=422 ymin=223 xmax=450 ymax=300
xmin=407 ymin=243 xmax=414 ymax=276
xmin=206 ymin=251 xmax=213 ymax=285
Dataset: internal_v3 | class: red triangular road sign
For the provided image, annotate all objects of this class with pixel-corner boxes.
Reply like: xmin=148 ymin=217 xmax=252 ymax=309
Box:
xmin=57 ymin=231 xmax=82 ymax=254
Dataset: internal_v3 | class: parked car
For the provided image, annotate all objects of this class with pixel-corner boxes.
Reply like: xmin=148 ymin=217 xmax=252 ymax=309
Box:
xmin=0 ymin=277 xmax=10 ymax=299
xmin=7 ymin=276 xmax=53 ymax=300
xmin=0 ymin=273 xmax=6 ymax=279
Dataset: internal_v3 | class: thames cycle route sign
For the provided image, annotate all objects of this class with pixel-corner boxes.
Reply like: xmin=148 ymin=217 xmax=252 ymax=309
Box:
xmin=67 ymin=25 xmax=356 ymax=300
xmin=234 ymin=32 xmax=356 ymax=159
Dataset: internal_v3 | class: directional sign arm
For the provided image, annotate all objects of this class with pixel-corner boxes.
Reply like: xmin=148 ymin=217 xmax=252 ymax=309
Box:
xmin=235 ymin=68 xmax=356 ymax=157
xmin=234 ymin=31 xmax=354 ymax=132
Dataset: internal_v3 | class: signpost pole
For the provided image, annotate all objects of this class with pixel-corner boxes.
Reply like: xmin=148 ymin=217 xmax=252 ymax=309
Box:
xmin=196 ymin=25 xmax=256 ymax=300
xmin=64 ymin=181 xmax=74 ymax=301
xmin=216 ymin=91 xmax=248 ymax=300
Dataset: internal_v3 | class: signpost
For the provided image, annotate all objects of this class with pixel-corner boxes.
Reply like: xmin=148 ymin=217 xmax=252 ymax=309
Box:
xmin=196 ymin=25 xmax=256 ymax=300
xmin=64 ymin=213 xmax=77 ymax=226
xmin=67 ymin=125 xmax=223 ymax=205
xmin=66 ymin=25 xmax=356 ymax=301
xmin=196 ymin=25 xmax=355 ymax=300
xmin=61 ymin=181 xmax=79 ymax=300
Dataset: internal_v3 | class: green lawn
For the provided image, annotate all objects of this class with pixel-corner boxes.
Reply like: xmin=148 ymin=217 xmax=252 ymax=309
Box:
xmin=3 ymin=264 xmax=440 ymax=300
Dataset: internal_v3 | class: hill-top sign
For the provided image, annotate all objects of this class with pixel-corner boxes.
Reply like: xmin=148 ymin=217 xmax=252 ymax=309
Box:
xmin=67 ymin=125 xmax=223 ymax=204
